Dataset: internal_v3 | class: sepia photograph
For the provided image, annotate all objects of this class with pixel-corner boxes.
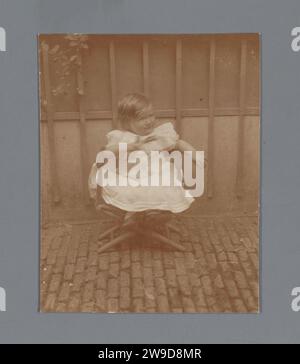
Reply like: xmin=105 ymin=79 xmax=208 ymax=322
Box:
xmin=39 ymin=34 xmax=260 ymax=313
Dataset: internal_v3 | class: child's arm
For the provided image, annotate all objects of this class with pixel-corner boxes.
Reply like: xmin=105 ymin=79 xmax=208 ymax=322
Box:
xmin=104 ymin=135 xmax=157 ymax=155
xmin=146 ymin=122 xmax=179 ymax=152
xmin=175 ymin=139 xmax=207 ymax=166
xmin=175 ymin=139 xmax=198 ymax=162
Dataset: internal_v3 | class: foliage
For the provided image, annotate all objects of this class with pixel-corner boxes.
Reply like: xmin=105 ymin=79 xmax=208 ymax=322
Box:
xmin=45 ymin=34 xmax=89 ymax=97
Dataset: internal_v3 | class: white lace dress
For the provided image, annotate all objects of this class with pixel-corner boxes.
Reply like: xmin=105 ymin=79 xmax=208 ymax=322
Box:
xmin=89 ymin=122 xmax=194 ymax=213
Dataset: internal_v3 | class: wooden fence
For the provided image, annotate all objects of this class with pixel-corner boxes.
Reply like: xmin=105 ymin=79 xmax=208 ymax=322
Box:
xmin=39 ymin=34 xmax=260 ymax=221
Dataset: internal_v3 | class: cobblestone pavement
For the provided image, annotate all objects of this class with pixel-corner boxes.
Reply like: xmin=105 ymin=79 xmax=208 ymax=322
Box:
xmin=40 ymin=215 xmax=259 ymax=313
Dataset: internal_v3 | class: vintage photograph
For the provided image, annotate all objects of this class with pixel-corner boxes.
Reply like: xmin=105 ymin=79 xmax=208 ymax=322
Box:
xmin=39 ymin=34 xmax=260 ymax=313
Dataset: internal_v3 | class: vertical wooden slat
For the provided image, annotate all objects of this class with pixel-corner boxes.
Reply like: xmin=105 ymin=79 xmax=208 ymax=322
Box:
xmin=207 ymin=38 xmax=216 ymax=199
xmin=41 ymin=43 xmax=61 ymax=203
xmin=109 ymin=41 xmax=118 ymax=129
xmin=176 ymin=39 xmax=182 ymax=134
xmin=77 ymin=51 xmax=90 ymax=205
xmin=142 ymin=41 xmax=150 ymax=97
xmin=236 ymin=39 xmax=247 ymax=198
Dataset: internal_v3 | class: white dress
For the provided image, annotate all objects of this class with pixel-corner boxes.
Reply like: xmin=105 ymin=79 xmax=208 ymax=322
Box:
xmin=89 ymin=122 xmax=194 ymax=213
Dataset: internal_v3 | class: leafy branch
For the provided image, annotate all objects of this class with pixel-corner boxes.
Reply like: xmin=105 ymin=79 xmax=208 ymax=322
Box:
xmin=47 ymin=34 xmax=89 ymax=97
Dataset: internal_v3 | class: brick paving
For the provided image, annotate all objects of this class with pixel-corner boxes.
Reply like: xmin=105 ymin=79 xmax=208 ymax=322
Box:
xmin=40 ymin=215 xmax=259 ymax=313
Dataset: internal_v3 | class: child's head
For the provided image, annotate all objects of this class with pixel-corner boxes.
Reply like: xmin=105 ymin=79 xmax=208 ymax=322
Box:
xmin=117 ymin=93 xmax=155 ymax=136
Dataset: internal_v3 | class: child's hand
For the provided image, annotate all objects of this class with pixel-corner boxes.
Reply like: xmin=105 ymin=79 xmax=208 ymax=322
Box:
xmin=129 ymin=135 xmax=157 ymax=150
xmin=142 ymin=135 xmax=157 ymax=144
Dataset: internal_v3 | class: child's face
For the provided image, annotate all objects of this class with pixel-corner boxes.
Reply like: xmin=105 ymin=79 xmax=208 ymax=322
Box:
xmin=129 ymin=107 xmax=155 ymax=136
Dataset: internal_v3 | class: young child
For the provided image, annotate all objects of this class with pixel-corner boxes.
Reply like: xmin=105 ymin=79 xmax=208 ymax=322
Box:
xmin=89 ymin=93 xmax=198 ymax=220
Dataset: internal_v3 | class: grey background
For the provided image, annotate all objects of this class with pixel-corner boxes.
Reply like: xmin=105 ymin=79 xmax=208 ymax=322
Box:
xmin=0 ymin=0 xmax=299 ymax=343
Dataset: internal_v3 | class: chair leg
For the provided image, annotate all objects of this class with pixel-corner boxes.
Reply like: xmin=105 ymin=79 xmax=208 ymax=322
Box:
xmin=101 ymin=207 xmax=123 ymax=222
xmin=97 ymin=224 xmax=121 ymax=241
xmin=165 ymin=222 xmax=181 ymax=235
xmin=98 ymin=231 xmax=136 ymax=254
xmin=137 ymin=228 xmax=185 ymax=251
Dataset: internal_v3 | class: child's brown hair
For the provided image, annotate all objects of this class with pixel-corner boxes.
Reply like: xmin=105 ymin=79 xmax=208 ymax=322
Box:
xmin=117 ymin=93 xmax=153 ymax=130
